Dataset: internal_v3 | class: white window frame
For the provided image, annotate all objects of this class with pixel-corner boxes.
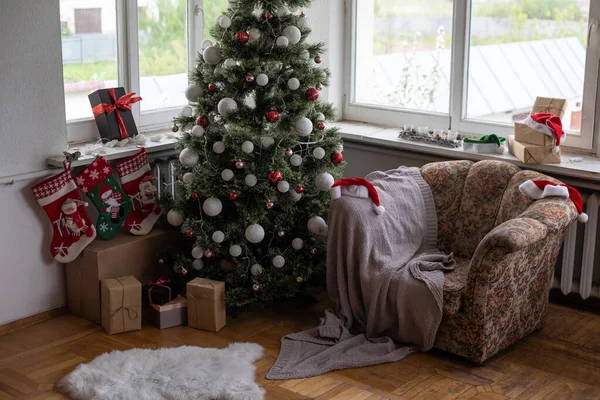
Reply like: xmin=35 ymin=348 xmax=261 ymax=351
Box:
xmin=65 ymin=0 xmax=203 ymax=144
xmin=343 ymin=0 xmax=600 ymax=153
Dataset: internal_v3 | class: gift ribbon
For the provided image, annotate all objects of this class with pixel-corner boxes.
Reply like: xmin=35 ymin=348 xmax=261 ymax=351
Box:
xmin=91 ymin=88 xmax=142 ymax=139
xmin=108 ymin=277 xmax=139 ymax=333
xmin=147 ymin=277 xmax=172 ymax=305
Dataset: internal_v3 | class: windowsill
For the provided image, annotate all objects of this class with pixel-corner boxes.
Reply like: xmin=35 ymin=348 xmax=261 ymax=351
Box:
xmin=47 ymin=130 xmax=181 ymax=168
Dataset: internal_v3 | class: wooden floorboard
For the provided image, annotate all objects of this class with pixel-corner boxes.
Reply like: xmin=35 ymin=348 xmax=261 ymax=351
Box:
xmin=1 ymin=303 xmax=599 ymax=399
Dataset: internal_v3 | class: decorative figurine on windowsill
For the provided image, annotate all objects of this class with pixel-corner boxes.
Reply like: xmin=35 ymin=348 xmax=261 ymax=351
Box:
xmin=398 ymin=125 xmax=462 ymax=148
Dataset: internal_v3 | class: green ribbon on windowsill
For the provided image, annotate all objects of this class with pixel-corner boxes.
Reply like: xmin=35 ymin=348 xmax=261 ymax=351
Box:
xmin=463 ymin=134 xmax=506 ymax=146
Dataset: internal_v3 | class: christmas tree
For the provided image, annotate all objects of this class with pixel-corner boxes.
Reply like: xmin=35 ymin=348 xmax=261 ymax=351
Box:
xmin=167 ymin=0 xmax=344 ymax=307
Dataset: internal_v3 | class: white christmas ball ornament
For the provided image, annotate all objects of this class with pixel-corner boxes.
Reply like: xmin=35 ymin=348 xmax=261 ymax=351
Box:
xmin=219 ymin=15 xmax=231 ymax=28
xmin=179 ymin=148 xmax=199 ymax=167
xmin=249 ymin=28 xmax=261 ymax=40
xmin=295 ymin=117 xmax=313 ymax=136
xmin=213 ymin=141 xmax=226 ymax=154
xmin=313 ymin=147 xmax=325 ymax=159
xmin=290 ymin=190 xmax=302 ymax=202
xmin=212 ymin=231 xmax=225 ymax=243
xmin=256 ymin=73 xmax=269 ymax=86
xmin=300 ymin=49 xmax=310 ymax=60
xmin=214 ymin=65 xmax=226 ymax=76
xmin=245 ymin=174 xmax=257 ymax=187
xmin=221 ymin=169 xmax=234 ymax=181
xmin=201 ymin=39 xmax=213 ymax=50
xmin=167 ymin=209 xmax=185 ymax=226
xmin=182 ymin=172 xmax=194 ymax=184
xmin=251 ymin=264 xmax=263 ymax=276
xmin=184 ymin=84 xmax=203 ymax=102
xmin=277 ymin=6 xmax=288 ymax=16
xmin=276 ymin=36 xmax=289 ymax=47
xmin=297 ymin=16 xmax=308 ymax=29
xmin=224 ymin=58 xmax=237 ymax=69
xmin=229 ymin=244 xmax=242 ymax=257
xmin=292 ymin=238 xmax=304 ymax=250
xmin=203 ymin=197 xmax=223 ymax=217
xmin=277 ymin=180 xmax=290 ymax=193
xmin=261 ymin=136 xmax=275 ymax=148
xmin=180 ymin=105 xmax=193 ymax=117
xmin=216 ymin=15 xmax=223 ymax=24
xmin=316 ymin=172 xmax=335 ymax=191
xmin=290 ymin=154 xmax=302 ymax=166
xmin=217 ymin=98 xmax=238 ymax=117
xmin=336 ymin=144 xmax=344 ymax=153
xmin=287 ymin=78 xmax=300 ymax=90
xmin=192 ymin=259 xmax=204 ymax=271
xmin=203 ymin=46 xmax=222 ymax=65
xmin=308 ymin=216 xmax=328 ymax=236
xmin=316 ymin=112 xmax=325 ymax=122
xmin=241 ymin=141 xmax=254 ymax=153
xmin=191 ymin=246 xmax=204 ymax=259
xmin=272 ymin=255 xmax=285 ymax=268
xmin=191 ymin=125 xmax=204 ymax=137
xmin=245 ymin=224 xmax=265 ymax=243
xmin=282 ymin=26 xmax=301 ymax=45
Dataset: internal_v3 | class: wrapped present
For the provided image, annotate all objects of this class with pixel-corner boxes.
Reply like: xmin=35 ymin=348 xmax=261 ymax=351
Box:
xmin=101 ymin=276 xmax=142 ymax=334
xmin=89 ymin=87 xmax=141 ymax=141
xmin=150 ymin=295 xmax=187 ymax=329
xmin=187 ymin=278 xmax=226 ymax=332
xmin=514 ymin=122 xmax=555 ymax=146
xmin=508 ymin=135 xmax=561 ymax=164
xmin=463 ymin=134 xmax=506 ymax=154
xmin=143 ymin=277 xmax=174 ymax=306
xmin=532 ymin=97 xmax=567 ymax=119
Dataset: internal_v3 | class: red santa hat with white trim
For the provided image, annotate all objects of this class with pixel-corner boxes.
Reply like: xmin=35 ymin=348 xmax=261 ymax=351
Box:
xmin=330 ymin=178 xmax=385 ymax=215
xmin=522 ymin=113 xmax=565 ymax=153
xmin=519 ymin=179 xmax=587 ymax=223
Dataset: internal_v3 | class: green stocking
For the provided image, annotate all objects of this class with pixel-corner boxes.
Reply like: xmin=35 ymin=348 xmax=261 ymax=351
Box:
xmin=76 ymin=156 xmax=132 ymax=240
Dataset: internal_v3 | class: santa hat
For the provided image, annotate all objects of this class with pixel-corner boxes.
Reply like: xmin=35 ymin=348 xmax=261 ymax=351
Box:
xmin=519 ymin=179 xmax=588 ymax=223
xmin=523 ymin=113 xmax=565 ymax=153
xmin=330 ymin=178 xmax=385 ymax=215
xmin=99 ymin=184 xmax=112 ymax=199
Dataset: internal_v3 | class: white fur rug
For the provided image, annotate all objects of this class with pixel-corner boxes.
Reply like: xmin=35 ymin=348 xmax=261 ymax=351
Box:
xmin=57 ymin=343 xmax=265 ymax=400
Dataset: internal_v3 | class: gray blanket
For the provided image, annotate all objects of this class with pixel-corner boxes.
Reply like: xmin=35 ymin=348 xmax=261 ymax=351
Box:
xmin=267 ymin=167 xmax=455 ymax=380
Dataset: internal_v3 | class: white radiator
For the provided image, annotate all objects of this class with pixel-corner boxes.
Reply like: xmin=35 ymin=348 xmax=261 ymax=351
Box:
xmin=553 ymin=192 xmax=600 ymax=299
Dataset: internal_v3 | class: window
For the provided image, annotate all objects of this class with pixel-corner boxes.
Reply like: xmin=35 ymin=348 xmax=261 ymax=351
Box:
xmin=346 ymin=0 xmax=600 ymax=151
xmin=60 ymin=0 xmax=228 ymax=143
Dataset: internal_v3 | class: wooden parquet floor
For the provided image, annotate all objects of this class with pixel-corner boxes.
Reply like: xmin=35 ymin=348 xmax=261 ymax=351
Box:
xmin=1 ymin=302 xmax=600 ymax=399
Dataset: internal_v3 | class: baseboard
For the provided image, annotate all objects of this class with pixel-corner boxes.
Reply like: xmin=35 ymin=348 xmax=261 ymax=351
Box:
xmin=549 ymin=289 xmax=600 ymax=315
xmin=0 ymin=306 xmax=68 ymax=336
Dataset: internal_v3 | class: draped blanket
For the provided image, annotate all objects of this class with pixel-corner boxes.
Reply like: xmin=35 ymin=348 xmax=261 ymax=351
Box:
xmin=267 ymin=167 xmax=455 ymax=380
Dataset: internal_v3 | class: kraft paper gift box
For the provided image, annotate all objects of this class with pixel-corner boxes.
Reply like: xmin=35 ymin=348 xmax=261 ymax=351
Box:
xmin=514 ymin=122 xmax=556 ymax=146
xmin=531 ymin=97 xmax=568 ymax=119
xmin=187 ymin=278 xmax=226 ymax=332
xmin=508 ymin=135 xmax=561 ymax=164
xmin=65 ymin=228 xmax=177 ymax=324
xmin=150 ymin=295 xmax=187 ymax=329
xmin=101 ymin=276 xmax=142 ymax=334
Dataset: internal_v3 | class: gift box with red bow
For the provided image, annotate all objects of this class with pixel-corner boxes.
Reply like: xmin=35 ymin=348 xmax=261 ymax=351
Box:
xmin=143 ymin=277 xmax=176 ymax=306
xmin=88 ymin=87 xmax=142 ymax=141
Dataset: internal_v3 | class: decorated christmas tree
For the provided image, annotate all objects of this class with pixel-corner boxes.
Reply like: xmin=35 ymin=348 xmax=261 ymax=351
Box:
xmin=167 ymin=0 xmax=344 ymax=307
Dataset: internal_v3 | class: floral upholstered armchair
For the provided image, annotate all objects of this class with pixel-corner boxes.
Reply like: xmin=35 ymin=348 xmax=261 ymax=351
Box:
xmin=420 ymin=160 xmax=578 ymax=363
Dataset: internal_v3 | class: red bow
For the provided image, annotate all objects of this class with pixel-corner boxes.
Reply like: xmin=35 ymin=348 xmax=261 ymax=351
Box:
xmin=147 ymin=277 xmax=172 ymax=305
xmin=92 ymin=88 xmax=142 ymax=139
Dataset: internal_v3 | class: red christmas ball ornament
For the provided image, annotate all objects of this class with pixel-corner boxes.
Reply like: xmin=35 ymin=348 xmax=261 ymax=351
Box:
xmin=204 ymin=250 xmax=213 ymax=258
xmin=331 ymin=152 xmax=343 ymax=164
xmin=245 ymin=74 xmax=255 ymax=83
xmin=158 ymin=258 xmax=164 ymax=264
xmin=265 ymin=110 xmax=280 ymax=123
xmin=253 ymin=283 xmax=260 ymax=292
xmin=181 ymin=267 xmax=188 ymax=275
xmin=229 ymin=192 xmax=238 ymax=200
xmin=186 ymin=230 xmax=194 ymax=237
xmin=235 ymin=31 xmax=249 ymax=43
xmin=266 ymin=201 xmax=274 ymax=209
xmin=268 ymin=170 xmax=283 ymax=183
xmin=235 ymin=160 xmax=244 ymax=169
xmin=295 ymin=185 xmax=305 ymax=194
xmin=285 ymin=148 xmax=293 ymax=157
xmin=208 ymin=83 xmax=216 ymax=91
xmin=265 ymin=13 xmax=273 ymax=20
xmin=305 ymin=88 xmax=319 ymax=102
xmin=191 ymin=192 xmax=199 ymax=199
xmin=314 ymin=56 xmax=322 ymax=64
xmin=300 ymin=11 xmax=305 ymax=17
xmin=317 ymin=122 xmax=325 ymax=130
xmin=196 ymin=116 xmax=209 ymax=127
xmin=311 ymin=248 xmax=317 ymax=255
xmin=277 ymin=231 xmax=285 ymax=237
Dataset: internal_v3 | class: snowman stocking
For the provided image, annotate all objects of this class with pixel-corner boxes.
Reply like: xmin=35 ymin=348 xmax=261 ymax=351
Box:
xmin=31 ymin=166 xmax=96 ymax=263
xmin=76 ymin=156 xmax=132 ymax=240
xmin=116 ymin=148 xmax=161 ymax=235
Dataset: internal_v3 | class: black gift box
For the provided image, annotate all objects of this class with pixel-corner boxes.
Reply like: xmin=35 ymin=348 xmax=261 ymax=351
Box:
xmin=143 ymin=279 xmax=175 ymax=306
xmin=88 ymin=87 xmax=139 ymax=141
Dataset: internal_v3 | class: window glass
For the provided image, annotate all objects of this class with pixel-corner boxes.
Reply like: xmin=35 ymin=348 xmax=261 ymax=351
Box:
xmin=467 ymin=0 xmax=589 ymax=132
xmin=354 ymin=0 xmax=453 ymax=114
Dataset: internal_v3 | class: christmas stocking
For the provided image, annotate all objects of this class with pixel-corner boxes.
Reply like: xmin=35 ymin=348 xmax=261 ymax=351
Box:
xmin=116 ymin=148 xmax=161 ymax=235
xmin=31 ymin=166 xmax=96 ymax=263
xmin=76 ymin=156 xmax=132 ymax=239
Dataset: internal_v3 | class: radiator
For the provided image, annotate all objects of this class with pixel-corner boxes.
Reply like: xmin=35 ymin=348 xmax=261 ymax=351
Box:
xmin=149 ymin=154 xmax=178 ymax=200
xmin=554 ymin=191 xmax=600 ymax=299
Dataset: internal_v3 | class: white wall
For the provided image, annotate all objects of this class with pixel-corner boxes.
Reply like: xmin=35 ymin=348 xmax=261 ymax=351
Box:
xmin=0 ymin=0 xmax=68 ymax=324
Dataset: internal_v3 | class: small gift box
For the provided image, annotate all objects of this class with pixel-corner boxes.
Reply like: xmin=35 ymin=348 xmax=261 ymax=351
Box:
xmin=89 ymin=87 xmax=141 ymax=141
xmin=150 ymin=295 xmax=187 ymax=329
xmin=101 ymin=275 xmax=142 ymax=335
xmin=531 ymin=97 xmax=567 ymax=119
xmin=143 ymin=277 xmax=175 ymax=306
xmin=187 ymin=278 xmax=226 ymax=332
xmin=514 ymin=122 xmax=555 ymax=146
xmin=508 ymin=135 xmax=561 ymax=164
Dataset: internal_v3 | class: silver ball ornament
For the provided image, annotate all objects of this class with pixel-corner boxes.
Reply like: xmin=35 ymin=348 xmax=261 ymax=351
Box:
xmin=213 ymin=141 xmax=226 ymax=154
xmin=217 ymin=97 xmax=238 ymax=117
xmin=287 ymin=78 xmax=300 ymax=90
xmin=224 ymin=58 xmax=237 ymax=69
xmin=282 ymin=26 xmax=301 ymax=45
xmin=277 ymin=180 xmax=290 ymax=193
xmin=249 ymin=28 xmax=261 ymax=40
xmin=212 ymin=230 xmax=225 ymax=243
xmin=229 ymin=244 xmax=242 ymax=257
xmin=192 ymin=259 xmax=204 ymax=270
xmin=201 ymin=39 xmax=213 ymax=49
xmin=292 ymin=238 xmax=304 ymax=250
xmin=245 ymin=224 xmax=265 ymax=243
xmin=191 ymin=246 xmax=204 ymax=259
xmin=179 ymin=148 xmax=199 ymax=167
xmin=251 ymin=264 xmax=263 ymax=276
xmin=261 ymin=136 xmax=275 ymax=148
xmin=308 ymin=216 xmax=328 ymax=236
xmin=272 ymin=255 xmax=285 ymax=268
xmin=191 ymin=125 xmax=204 ymax=137
xmin=315 ymin=172 xmax=335 ymax=191
xmin=295 ymin=117 xmax=313 ymax=136
xmin=184 ymin=84 xmax=204 ymax=102
xmin=203 ymin=46 xmax=222 ymax=65
xmin=276 ymin=36 xmax=289 ymax=47
xmin=221 ymin=169 xmax=234 ymax=181
xmin=313 ymin=147 xmax=325 ymax=159
xmin=182 ymin=172 xmax=194 ymax=184
xmin=167 ymin=209 xmax=185 ymax=226
xmin=245 ymin=174 xmax=257 ymax=187
xmin=219 ymin=15 xmax=231 ymax=28
xmin=202 ymin=197 xmax=223 ymax=217
xmin=241 ymin=141 xmax=254 ymax=153
xmin=256 ymin=73 xmax=269 ymax=86
xmin=290 ymin=154 xmax=302 ymax=167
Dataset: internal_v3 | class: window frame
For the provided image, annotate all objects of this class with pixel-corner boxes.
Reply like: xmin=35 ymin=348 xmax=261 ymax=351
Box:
xmin=343 ymin=0 xmax=600 ymax=152
xmin=64 ymin=0 xmax=203 ymax=144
